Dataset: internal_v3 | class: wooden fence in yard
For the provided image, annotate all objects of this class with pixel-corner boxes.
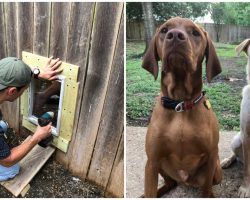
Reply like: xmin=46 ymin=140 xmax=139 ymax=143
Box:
xmin=0 ymin=2 xmax=124 ymax=197
xmin=127 ymin=21 xmax=250 ymax=43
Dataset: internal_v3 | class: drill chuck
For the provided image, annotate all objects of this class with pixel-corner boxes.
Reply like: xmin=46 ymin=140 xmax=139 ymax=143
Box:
xmin=38 ymin=112 xmax=54 ymax=127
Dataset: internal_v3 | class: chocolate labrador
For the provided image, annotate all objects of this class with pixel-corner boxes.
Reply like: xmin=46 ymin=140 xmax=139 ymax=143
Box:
xmin=142 ymin=17 xmax=222 ymax=198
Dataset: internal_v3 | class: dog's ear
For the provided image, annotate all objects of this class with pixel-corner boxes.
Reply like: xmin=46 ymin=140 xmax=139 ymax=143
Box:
xmin=204 ymin=32 xmax=222 ymax=82
xmin=236 ymin=39 xmax=250 ymax=56
xmin=142 ymin=35 xmax=160 ymax=80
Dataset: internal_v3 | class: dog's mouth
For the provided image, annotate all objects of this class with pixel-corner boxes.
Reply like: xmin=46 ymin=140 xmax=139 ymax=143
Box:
xmin=163 ymin=51 xmax=195 ymax=74
xmin=166 ymin=52 xmax=186 ymax=66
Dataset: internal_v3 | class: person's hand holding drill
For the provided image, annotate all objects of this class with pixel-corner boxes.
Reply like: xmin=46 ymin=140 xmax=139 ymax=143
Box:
xmin=32 ymin=123 xmax=52 ymax=143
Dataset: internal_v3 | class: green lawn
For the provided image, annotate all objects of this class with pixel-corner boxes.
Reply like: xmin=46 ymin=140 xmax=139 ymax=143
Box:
xmin=126 ymin=41 xmax=247 ymax=131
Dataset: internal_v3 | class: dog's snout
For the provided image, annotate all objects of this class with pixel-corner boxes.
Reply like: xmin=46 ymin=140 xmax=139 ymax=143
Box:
xmin=166 ymin=29 xmax=187 ymax=42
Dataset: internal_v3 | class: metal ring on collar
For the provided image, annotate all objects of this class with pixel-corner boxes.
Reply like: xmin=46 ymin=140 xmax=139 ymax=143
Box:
xmin=175 ymin=102 xmax=184 ymax=112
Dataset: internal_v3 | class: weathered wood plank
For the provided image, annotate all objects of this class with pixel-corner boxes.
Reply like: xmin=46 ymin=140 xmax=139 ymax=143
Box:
xmin=49 ymin=2 xmax=71 ymax=58
xmin=16 ymin=2 xmax=33 ymax=57
xmin=4 ymin=2 xmax=17 ymax=56
xmin=0 ymin=3 xmax=19 ymax=133
xmin=55 ymin=2 xmax=95 ymax=167
xmin=68 ymin=2 xmax=123 ymax=178
xmin=105 ymin=133 xmax=124 ymax=197
xmin=20 ymin=184 xmax=30 ymax=197
xmin=0 ymin=3 xmax=7 ymax=58
xmin=87 ymin=11 xmax=124 ymax=190
xmin=16 ymin=2 xmax=34 ymax=138
xmin=0 ymin=136 xmax=55 ymax=197
xmin=33 ymin=2 xmax=51 ymax=56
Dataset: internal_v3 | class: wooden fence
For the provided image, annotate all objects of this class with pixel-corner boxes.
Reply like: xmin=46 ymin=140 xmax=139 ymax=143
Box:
xmin=127 ymin=21 xmax=250 ymax=43
xmin=0 ymin=2 xmax=124 ymax=197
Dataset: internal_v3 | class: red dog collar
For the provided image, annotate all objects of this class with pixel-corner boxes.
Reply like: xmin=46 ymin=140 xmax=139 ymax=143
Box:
xmin=161 ymin=91 xmax=206 ymax=112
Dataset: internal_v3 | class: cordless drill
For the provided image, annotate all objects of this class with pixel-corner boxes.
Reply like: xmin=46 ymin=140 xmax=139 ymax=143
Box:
xmin=38 ymin=112 xmax=54 ymax=148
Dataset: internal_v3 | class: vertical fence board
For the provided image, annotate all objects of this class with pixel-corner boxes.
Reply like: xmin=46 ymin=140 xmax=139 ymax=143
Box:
xmin=56 ymin=2 xmax=95 ymax=166
xmin=0 ymin=2 xmax=124 ymax=196
xmin=33 ymin=2 xmax=51 ymax=56
xmin=87 ymin=12 xmax=124 ymax=189
xmin=17 ymin=3 xmax=34 ymax=57
xmin=0 ymin=3 xmax=6 ymax=58
xmin=68 ymin=2 xmax=123 ymax=178
xmin=4 ymin=2 xmax=17 ymax=56
xmin=49 ymin=2 xmax=71 ymax=58
xmin=0 ymin=3 xmax=19 ymax=133
xmin=17 ymin=2 xmax=34 ymax=137
xmin=105 ymin=133 xmax=124 ymax=197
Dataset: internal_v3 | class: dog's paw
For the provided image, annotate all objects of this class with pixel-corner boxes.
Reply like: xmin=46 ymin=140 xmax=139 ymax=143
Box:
xmin=238 ymin=184 xmax=250 ymax=197
xmin=220 ymin=156 xmax=236 ymax=169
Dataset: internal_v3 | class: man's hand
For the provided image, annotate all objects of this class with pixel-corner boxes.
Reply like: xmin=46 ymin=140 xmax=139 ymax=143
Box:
xmin=32 ymin=123 xmax=52 ymax=143
xmin=39 ymin=56 xmax=63 ymax=80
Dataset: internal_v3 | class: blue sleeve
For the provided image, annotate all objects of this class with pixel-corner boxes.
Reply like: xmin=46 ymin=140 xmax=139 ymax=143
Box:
xmin=0 ymin=137 xmax=11 ymax=160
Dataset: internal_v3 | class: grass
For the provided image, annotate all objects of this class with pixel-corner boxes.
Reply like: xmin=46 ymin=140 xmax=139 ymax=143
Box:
xmin=126 ymin=41 xmax=247 ymax=131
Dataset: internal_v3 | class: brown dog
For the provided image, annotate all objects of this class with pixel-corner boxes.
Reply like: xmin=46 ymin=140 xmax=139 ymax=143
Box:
xmin=142 ymin=17 xmax=222 ymax=197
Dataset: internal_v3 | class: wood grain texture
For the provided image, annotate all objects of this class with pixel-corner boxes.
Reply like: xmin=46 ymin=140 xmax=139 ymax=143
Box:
xmin=0 ymin=136 xmax=55 ymax=197
xmin=105 ymin=133 xmax=124 ymax=197
xmin=16 ymin=3 xmax=34 ymax=137
xmin=0 ymin=3 xmax=19 ymax=133
xmin=49 ymin=2 xmax=71 ymax=58
xmin=67 ymin=2 xmax=123 ymax=179
xmin=0 ymin=3 xmax=7 ymax=58
xmin=20 ymin=184 xmax=30 ymax=197
xmin=4 ymin=2 xmax=17 ymax=56
xmin=16 ymin=2 xmax=33 ymax=57
xmin=33 ymin=2 xmax=51 ymax=56
xmin=87 ymin=12 xmax=124 ymax=190
xmin=56 ymin=2 xmax=95 ymax=167
xmin=0 ymin=2 xmax=124 ymax=195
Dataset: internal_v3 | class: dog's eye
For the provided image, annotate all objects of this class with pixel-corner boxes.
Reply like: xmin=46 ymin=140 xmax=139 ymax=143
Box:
xmin=192 ymin=29 xmax=200 ymax=37
xmin=160 ymin=28 xmax=168 ymax=34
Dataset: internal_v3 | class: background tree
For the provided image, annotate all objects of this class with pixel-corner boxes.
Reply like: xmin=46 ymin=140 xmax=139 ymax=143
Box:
xmin=153 ymin=2 xmax=210 ymax=22
xmin=126 ymin=2 xmax=211 ymax=23
xmin=223 ymin=3 xmax=250 ymax=26
xmin=126 ymin=2 xmax=143 ymax=22
xmin=210 ymin=3 xmax=225 ymax=42
xmin=142 ymin=2 xmax=155 ymax=53
xmin=127 ymin=2 xmax=211 ymax=52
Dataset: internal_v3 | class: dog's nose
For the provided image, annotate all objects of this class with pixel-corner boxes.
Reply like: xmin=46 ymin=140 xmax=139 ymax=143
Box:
xmin=166 ymin=29 xmax=187 ymax=42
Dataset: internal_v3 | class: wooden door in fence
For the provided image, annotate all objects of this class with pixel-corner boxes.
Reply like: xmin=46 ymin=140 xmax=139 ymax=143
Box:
xmin=0 ymin=2 xmax=124 ymax=197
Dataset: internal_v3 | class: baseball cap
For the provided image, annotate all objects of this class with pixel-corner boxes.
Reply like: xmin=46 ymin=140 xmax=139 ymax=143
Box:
xmin=0 ymin=57 xmax=32 ymax=90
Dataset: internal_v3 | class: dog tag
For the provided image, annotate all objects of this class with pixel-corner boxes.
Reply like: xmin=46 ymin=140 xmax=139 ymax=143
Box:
xmin=204 ymin=100 xmax=211 ymax=110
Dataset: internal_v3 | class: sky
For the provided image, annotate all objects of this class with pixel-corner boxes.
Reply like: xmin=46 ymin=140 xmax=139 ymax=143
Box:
xmin=196 ymin=12 xmax=214 ymax=23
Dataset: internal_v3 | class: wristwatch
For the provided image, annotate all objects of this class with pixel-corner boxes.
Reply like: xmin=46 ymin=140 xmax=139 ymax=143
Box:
xmin=32 ymin=68 xmax=40 ymax=79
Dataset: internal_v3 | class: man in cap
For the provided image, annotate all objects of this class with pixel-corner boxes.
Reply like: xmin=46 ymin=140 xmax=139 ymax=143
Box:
xmin=0 ymin=56 xmax=62 ymax=181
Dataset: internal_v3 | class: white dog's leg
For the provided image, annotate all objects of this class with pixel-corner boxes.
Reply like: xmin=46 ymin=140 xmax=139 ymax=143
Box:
xmin=238 ymin=85 xmax=250 ymax=197
xmin=221 ymin=133 xmax=242 ymax=168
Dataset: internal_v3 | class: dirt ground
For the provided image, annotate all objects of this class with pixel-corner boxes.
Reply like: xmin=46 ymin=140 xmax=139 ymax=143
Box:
xmin=126 ymin=126 xmax=243 ymax=198
xmin=0 ymin=129 xmax=104 ymax=198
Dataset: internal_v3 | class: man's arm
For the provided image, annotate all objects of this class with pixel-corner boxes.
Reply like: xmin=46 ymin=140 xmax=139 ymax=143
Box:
xmin=0 ymin=123 xmax=52 ymax=167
